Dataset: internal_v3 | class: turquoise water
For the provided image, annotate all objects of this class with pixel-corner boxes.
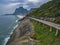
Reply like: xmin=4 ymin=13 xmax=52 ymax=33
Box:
xmin=0 ymin=15 xmax=19 ymax=45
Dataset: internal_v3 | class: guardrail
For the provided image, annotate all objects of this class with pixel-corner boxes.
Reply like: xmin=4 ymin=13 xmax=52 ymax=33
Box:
xmin=29 ymin=17 xmax=60 ymax=36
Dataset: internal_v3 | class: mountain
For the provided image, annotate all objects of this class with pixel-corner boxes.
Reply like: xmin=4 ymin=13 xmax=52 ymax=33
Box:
xmin=13 ymin=7 xmax=28 ymax=15
xmin=29 ymin=8 xmax=35 ymax=12
xmin=4 ymin=7 xmax=34 ymax=15
xmin=29 ymin=0 xmax=60 ymax=17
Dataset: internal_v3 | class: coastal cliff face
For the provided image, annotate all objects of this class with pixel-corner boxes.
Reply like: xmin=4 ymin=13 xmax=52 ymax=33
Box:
xmin=6 ymin=18 xmax=36 ymax=45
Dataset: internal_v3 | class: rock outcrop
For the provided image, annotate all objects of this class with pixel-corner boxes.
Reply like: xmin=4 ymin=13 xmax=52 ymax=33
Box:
xmin=6 ymin=18 xmax=36 ymax=45
xmin=13 ymin=7 xmax=28 ymax=15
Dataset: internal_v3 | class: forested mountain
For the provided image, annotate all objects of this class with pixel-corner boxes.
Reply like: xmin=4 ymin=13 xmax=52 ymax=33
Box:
xmin=29 ymin=0 xmax=60 ymax=24
xmin=29 ymin=0 xmax=60 ymax=17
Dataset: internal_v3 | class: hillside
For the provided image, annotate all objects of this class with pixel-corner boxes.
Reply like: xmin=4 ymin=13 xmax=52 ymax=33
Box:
xmin=28 ymin=0 xmax=60 ymax=45
xmin=6 ymin=0 xmax=60 ymax=45
xmin=30 ymin=19 xmax=60 ymax=45
xmin=6 ymin=18 xmax=36 ymax=45
xmin=28 ymin=0 xmax=60 ymax=24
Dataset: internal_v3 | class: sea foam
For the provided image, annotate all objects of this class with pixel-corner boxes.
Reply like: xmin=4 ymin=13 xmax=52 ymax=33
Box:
xmin=3 ymin=22 xmax=19 ymax=45
xmin=16 ymin=20 xmax=18 ymax=23
xmin=3 ymin=15 xmax=24 ymax=45
xmin=17 ymin=15 xmax=25 ymax=19
xmin=3 ymin=37 xmax=10 ymax=45
xmin=13 ymin=24 xmax=18 ymax=30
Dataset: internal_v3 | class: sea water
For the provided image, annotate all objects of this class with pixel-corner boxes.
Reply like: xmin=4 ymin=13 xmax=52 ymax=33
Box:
xmin=0 ymin=15 xmax=24 ymax=45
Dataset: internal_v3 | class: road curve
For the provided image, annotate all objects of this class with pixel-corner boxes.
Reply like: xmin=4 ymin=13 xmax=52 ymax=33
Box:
xmin=29 ymin=17 xmax=60 ymax=30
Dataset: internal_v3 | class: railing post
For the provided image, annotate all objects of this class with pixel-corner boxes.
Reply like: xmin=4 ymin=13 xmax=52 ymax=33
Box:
xmin=50 ymin=27 xmax=52 ymax=32
xmin=55 ymin=29 xmax=59 ymax=36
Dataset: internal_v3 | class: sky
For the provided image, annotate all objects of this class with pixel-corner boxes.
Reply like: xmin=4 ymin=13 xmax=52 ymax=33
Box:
xmin=0 ymin=0 xmax=50 ymax=15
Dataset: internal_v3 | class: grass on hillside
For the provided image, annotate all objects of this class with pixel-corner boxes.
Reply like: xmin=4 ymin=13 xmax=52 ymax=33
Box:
xmin=30 ymin=19 xmax=60 ymax=45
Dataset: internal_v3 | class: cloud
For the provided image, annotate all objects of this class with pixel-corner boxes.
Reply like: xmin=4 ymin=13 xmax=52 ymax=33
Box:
xmin=6 ymin=3 xmax=20 ymax=7
xmin=0 ymin=0 xmax=51 ymax=15
xmin=0 ymin=2 xmax=20 ymax=14
xmin=18 ymin=0 xmax=50 ymax=9
xmin=27 ymin=0 xmax=39 ymax=3
xmin=23 ymin=4 xmax=29 ymax=9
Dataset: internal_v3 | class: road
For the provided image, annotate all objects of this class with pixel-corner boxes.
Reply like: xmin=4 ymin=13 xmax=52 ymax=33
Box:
xmin=29 ymin=17 xmax=60 ymax=30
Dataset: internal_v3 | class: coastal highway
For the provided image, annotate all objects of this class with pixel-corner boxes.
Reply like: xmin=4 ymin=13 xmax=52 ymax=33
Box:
xmin=29 ymin=17 xmax=60 ymax=30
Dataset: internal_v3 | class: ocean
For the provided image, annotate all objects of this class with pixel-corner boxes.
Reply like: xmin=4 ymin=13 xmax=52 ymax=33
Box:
xmin=0 ymin=15 xmax=24 ymax=45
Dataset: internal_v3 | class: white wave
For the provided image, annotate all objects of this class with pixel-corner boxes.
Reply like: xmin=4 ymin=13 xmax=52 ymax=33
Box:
xmin=3 ymin=24 xmax=19 ymax=45
xmin=13 ymin=24 xmax=18 ymax=30
xmin=17 ymin=15 xmax=25 ymax=19
xmin=10 ymin=29 xmax=14 ymax=35
xmin=10 ymin=24 xmax=19 ymax=36
xmin=3 ymin=19 xmax=19 ymax=45
xmin=16 ymin=19 xmax=18 ymax=23
xmin=3 ymin=37 xmax=10 ymax=45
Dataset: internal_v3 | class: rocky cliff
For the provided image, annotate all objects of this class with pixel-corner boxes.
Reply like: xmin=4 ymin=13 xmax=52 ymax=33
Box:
xmin=6 ymin=18 xmax=37 ymax=45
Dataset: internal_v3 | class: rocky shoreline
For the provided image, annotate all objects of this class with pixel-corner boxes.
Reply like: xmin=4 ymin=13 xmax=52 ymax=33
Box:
xmin=6 ymin=17 xmax=35 ymax=45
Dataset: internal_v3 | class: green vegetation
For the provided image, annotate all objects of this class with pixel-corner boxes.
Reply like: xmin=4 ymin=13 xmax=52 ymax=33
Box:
xmin=28 ymin=0 xmax=60 ymax=24
xmin=29 ymin=0 xmax=60 ymax=45
xmin=30 ymin=20 xmax=60 ymax=45
xmin=54 ymin=17 xmax=60 ymax=24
